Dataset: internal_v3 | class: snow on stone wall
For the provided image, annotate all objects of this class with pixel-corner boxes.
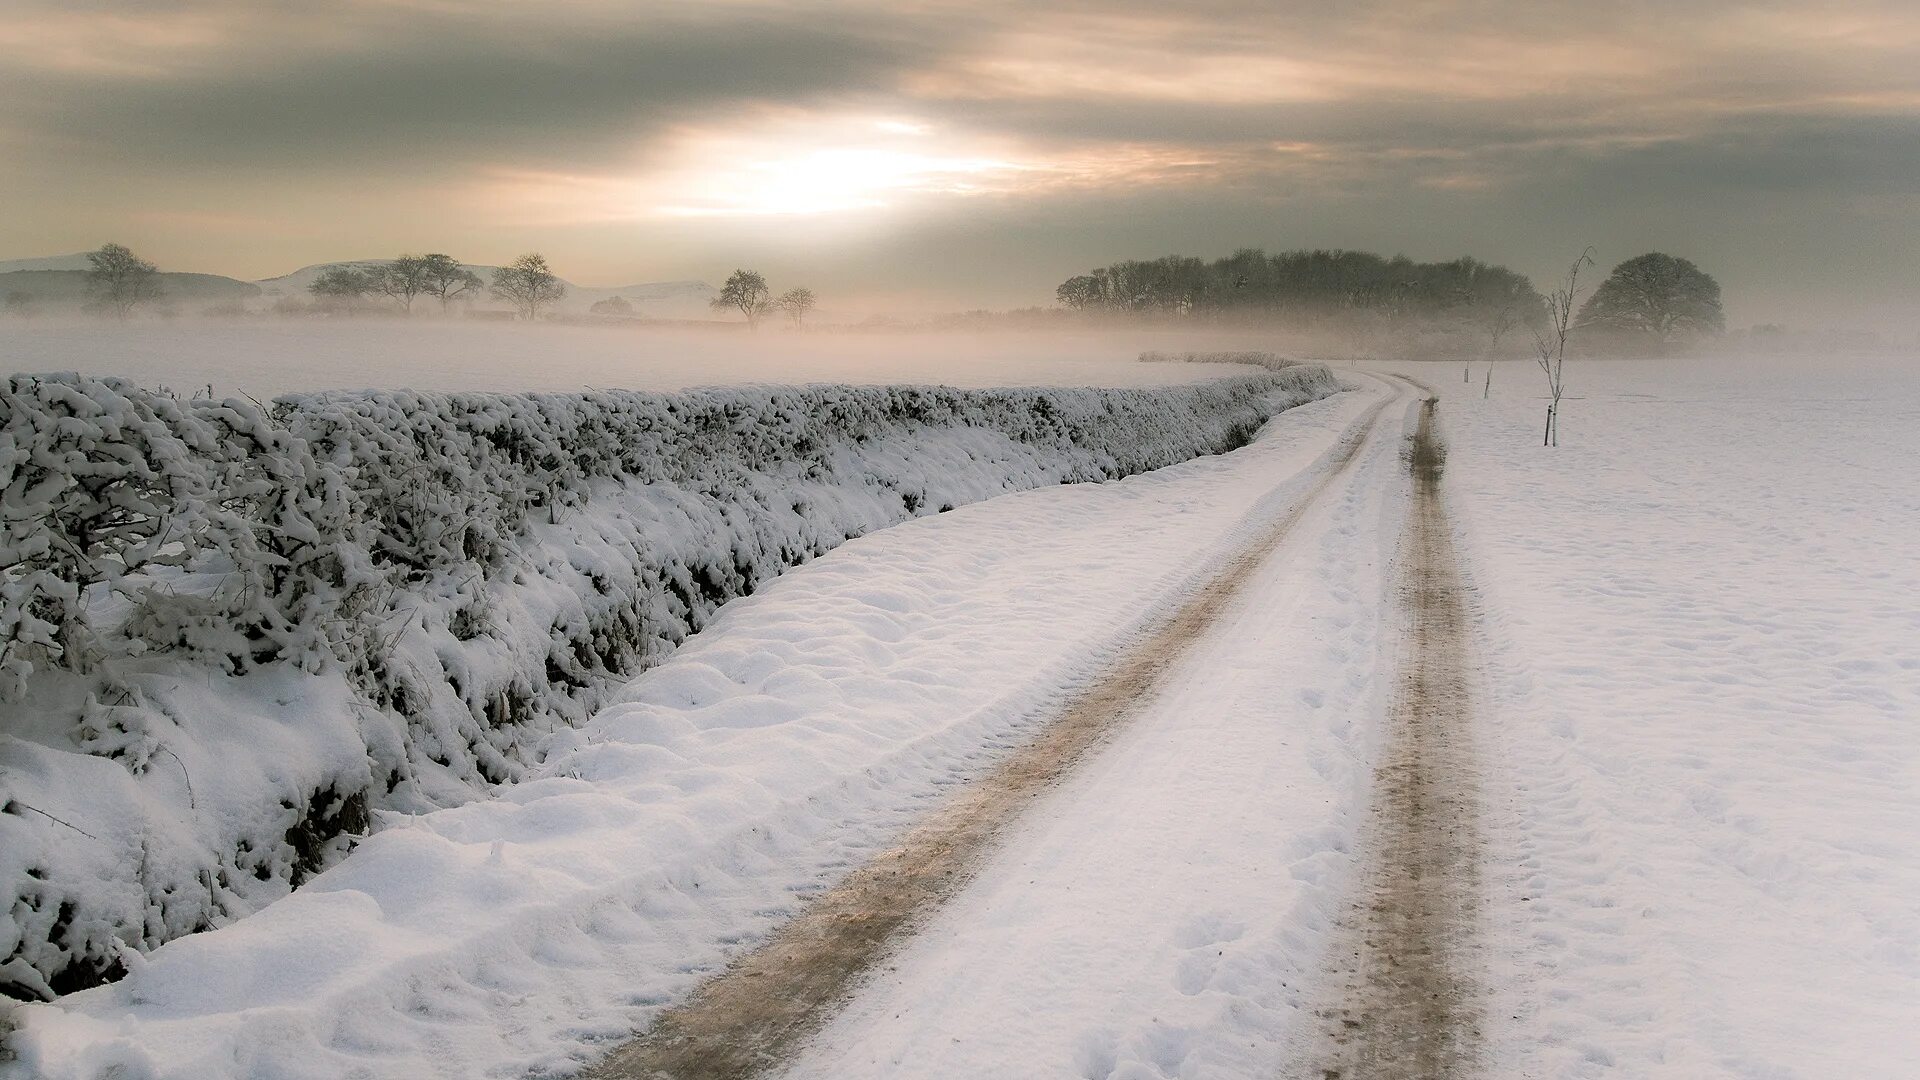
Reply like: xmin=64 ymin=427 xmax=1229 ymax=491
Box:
xmin=0 ymin=367 xmax=1339 ymax=1000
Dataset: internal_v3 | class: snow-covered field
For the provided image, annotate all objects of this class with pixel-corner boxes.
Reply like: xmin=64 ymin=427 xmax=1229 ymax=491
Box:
xmin=781 ymin=354 xmax=1920 ymax=1080
xmin=1438 ymin=354 xmax=1920 ymax=1078
xmin=5 ymin=350 xmax=1915 ymax=1080
xmin=0 ymin=320 xmax=1261 ymax=396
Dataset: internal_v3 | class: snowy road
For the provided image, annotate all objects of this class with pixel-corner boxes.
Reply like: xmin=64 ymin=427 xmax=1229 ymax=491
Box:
xmin=1307 ymin=388 xmax=1483 ymax=1080
xmin=591 ymin=381 xmax=1426 ymax=1079
xmin=572 ymin=373 xmax=1430 ymax=1080
xmin=8 ymin=376 xmax=1418 ymax=1080
xmin=12 ymin=355 xmax=1915 ymax=1080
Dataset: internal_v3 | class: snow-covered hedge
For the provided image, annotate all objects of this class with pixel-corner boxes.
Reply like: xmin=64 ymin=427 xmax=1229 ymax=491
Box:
xmin=0 ymin=367 xmax=1338 ymax=1000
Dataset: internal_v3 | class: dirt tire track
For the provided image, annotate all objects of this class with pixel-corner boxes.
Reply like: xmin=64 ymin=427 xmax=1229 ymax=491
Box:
xmin=1306 ymin=379 xmax=1483 ymax=1080
xmin=583 ymin=386 xmax=1405 ymax=1080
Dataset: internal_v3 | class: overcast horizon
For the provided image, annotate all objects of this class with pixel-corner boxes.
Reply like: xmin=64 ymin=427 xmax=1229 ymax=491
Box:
xmin=5 ymin=0 xmax=1918 ymax=330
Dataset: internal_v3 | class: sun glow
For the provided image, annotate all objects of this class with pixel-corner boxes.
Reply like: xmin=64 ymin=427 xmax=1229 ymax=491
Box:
xmin=472 ymin=112 xmax=1280 ymax=228
xmin=645 ymin=117 xmax=1028 ymax=218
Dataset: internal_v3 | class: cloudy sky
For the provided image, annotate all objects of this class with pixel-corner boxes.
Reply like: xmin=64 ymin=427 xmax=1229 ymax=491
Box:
xmin=4 ymin=0 xmax=1917 ymax=328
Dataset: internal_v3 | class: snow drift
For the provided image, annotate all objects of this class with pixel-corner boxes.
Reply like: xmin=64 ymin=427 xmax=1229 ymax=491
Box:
xmin=0 ymin=366 xmax=1338 ymax=1000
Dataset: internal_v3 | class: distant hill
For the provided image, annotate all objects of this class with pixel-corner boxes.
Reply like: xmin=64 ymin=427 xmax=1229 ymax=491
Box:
xmin=0 ymin=253 xmax=721 ymax=319
xmin=0 ymin=253 xmax=95 ymax=273
xmin=0 ymin=269 xmax=260 ymax=311
xmin=253 ymin=260 xmax=423 ymax=298
xmin=566 ymin=279 xmax=719 ymax=319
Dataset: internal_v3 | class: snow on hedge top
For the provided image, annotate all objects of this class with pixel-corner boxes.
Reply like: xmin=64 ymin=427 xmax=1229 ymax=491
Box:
xmin=0 ymin=365 xmax=1341 ymax=1007
xmin=0 ymin=371 xmax=1313 ymax=691
xmin=0 ymin=382 xmax=1371 ymax=1080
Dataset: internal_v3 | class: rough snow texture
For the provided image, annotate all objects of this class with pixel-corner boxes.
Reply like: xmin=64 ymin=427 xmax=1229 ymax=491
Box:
xmin=779 ymin=380 xmax=1416 ymax=1080
xmin=0 ymin=383 xmax=1375 ymax=1080
xmin=1440 ymin=354 xmax=1920 ymax=1078
xmin=0 ymin=367 xmax=1340 ymax=1002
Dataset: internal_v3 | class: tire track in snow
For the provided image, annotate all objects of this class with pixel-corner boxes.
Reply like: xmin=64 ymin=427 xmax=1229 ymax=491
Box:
xmin=583 ymin=385 xmax=1405 ymax=1080
xmin=1306 ymin=379 xmax=1484 ymax=1079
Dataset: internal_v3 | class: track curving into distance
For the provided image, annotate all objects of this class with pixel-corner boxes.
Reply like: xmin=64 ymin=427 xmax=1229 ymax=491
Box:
xmin=584 ymin=384 xmax=1409 ymax=1080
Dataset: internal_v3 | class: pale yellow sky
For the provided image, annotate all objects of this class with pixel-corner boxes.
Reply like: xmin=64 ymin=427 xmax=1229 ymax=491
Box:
xmin=3 ymin=0 xmax=1917 ymax=328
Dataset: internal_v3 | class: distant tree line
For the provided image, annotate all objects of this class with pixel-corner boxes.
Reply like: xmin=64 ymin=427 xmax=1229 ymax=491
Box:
xmin=1057 ymin=248 xmax=1546 ymax=333
xmin=308 ymin=253 xmax=503 ymax=314
xmin=1056 ymin=246 xmax=1727 ymax=356
xmin=36 ymin=241 xmax=1718 ymax=347
xmin=12 ymin=246 xmax=814 ymax=330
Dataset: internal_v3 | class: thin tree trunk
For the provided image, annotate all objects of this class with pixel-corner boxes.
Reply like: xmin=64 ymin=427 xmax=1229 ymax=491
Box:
xmin=1483 ymin=364 xmax=1492 ymax=399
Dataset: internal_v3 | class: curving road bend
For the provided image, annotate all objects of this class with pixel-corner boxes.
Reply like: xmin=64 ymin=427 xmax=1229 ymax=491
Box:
xmin=585 ymin=374 xmax=1484 ymax=1080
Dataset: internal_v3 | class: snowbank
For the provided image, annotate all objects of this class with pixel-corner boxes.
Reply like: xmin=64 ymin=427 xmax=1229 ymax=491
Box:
xmin=0 ymin=381 xmax=1375 ymax=1080
xmin=0 ymin=367 xmax=1339 ymax=1001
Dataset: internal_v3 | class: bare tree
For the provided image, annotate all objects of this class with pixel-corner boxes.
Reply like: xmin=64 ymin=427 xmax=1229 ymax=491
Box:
xmin=375 ymin=254 xmax=433 ymax=313
xmin=491 ymin=253 xmax=566 ymax=320
xmin=777 ymin=287 xmax=817 ymax=329
xmin=1481 ymin=302 xmax=1517 ymax=398
xmin=85 ymin=243 xmax=163 ymax=318
xmin=1055 ymin=273 xmax=1107 ymax=310
xmin=1533 ymin=249 xmax=1594 ymax=447
xmin=712 ymin=269 xmax=771 ymax=328
xmin=308 ymin=266 xmax=378 ymax=313
xmin=420 ymin=253 xmax=484 ymax=311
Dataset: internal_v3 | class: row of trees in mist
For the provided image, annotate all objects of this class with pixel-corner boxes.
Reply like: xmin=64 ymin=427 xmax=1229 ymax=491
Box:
xmin=301 ymin=254 xmax=818 ymax=327
xmin=309 ymin=254 xmax=489 ymax=314
xmin=20 ymin=244 xmax=824 ymax=328
xmin=1054 ymin=247 xmax=1725 ymax=356
xmin=710 ymin=270 xmax=817 ymax=329
xmin=310 ymin=253 xmax=571 ymax=320
xmin=292 ymin=253 xmax=819 ymax=327
xmin=1057 ymin=249 xmax=1540 ymax=326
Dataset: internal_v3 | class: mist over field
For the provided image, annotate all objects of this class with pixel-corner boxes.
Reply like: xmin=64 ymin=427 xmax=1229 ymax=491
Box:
xmin=0 ymin=318 xmax=1273 ymax=396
